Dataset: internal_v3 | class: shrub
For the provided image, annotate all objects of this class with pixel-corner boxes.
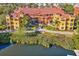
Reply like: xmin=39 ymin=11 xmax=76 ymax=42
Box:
xmin=44 ymin=25 xmax=54 ymax=30
xmin=0 ymin=33 xmax=11 ymax=44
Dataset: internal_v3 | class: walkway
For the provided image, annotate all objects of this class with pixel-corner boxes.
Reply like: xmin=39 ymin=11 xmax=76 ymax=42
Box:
xmin=0 ymin=30 xmax=14 ymax=33
xmin=0 ymin=29 xmax=74 ymax=35
xmin=38 ymin=29 xmax=74 ymax=35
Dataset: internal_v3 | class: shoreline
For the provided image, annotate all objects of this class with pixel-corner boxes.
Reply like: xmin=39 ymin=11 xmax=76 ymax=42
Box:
xmin=0 ymin=44 xmax=76 ymax=56
xmin=0 ymin=43 xmax=75 ymax=51
xmin=0 ymin=44 xmax=15 ymax=54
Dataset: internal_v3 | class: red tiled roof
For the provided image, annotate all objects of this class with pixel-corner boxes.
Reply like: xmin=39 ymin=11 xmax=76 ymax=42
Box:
xmin=22 ymin=6 xmax=65 ymax=15
xmin=10 ymin=6 xmax=70 ymax=19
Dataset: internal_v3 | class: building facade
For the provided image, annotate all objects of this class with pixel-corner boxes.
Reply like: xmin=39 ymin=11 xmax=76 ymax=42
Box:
xmin=6 ymin=6 xmax=75 ymax=31
xmin=6 ymin=15 xmax=20 ymax=30
xmin=52 ymin=14 xmax=75 ymax=30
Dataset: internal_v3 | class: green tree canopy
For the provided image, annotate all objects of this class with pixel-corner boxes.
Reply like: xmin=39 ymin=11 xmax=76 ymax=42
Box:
xmin=59 ymin=4 xmax=74 ymax=14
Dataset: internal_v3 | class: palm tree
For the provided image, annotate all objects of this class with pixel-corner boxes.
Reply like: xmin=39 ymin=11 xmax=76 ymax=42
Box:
xmin=75 ymin=15 xmax=79 ymax=33
xmin=51 ymin=19 xmax=60 ymax=30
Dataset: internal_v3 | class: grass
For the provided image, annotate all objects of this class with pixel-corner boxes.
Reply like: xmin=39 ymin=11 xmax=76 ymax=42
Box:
xmin=0 ymin=29 xmax=78 ymax=50
xmin=10 ymin=30 xmax=75 ymax=49
xmin=44 ymin=25 xmax=55 ymax=30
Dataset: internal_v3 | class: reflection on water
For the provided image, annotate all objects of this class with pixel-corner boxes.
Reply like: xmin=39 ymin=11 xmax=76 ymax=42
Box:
xmin=0 ymin=44 xmax=76 ymax=56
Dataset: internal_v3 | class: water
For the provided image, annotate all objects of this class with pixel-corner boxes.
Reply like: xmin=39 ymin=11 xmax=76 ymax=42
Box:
xmin=0 ymin=44 xmax=76 ymax=56
xmin=0 ymin=44 xmax=10 ymax=50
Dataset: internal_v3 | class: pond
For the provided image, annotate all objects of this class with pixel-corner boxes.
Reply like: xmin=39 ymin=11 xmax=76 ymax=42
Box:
xmin=0 ymin=44 xmax=76 ymax=56
xmin=0 ymin=44 xmax=10 ymax=50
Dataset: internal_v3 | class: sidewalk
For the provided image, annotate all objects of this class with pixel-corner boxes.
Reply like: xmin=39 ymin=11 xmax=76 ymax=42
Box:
xmin=39 ymin=29 xmax=74 ymax=35
xmin=0 ymin=29 xmax=74 ymax=35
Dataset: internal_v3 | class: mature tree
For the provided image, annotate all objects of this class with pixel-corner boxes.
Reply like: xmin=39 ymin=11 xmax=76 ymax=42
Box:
xmin=59 ymin=4 xmax=74 ymax=14
xmin=20 ymin=15 xmax=30 ymax=29
xmin=27 ymin=3 xmax=38 ymax=8
xmin=0 ymin=33 xmax=11 ymax=44
xmin=71 ymin=34 xmax=79 ymax=49
xmin=10 ymin=15 xmax=29 ymax=43
xmin=45 ymin=3 xmax=50 ymax=7
xmin=0 ymin=3 xmax=26 ymax=14
xmin=75 ymin=15 xmax=79 ymax=33
xmin=0 ymin=14 xmax=6 ymax=25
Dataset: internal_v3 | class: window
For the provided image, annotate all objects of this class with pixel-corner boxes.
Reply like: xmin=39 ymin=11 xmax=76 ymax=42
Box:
xmin=60 ymin=14 xmax=62 ymax=16
xmin=11 ymin=22 xmax=14 ymax=24
xmin=16 ymin=26 xmax=18 ymax=29
xmin=62 ymin=23 xmax=64 ymax=25
xmin=8 ymin=26 xmax=10 ymax=29
xmin=70 ymin=27 xmax=73 ymax=30
xmin=56 ymin=18 xmax=59 ymax=20
xmin=71 ymin=19 xmax=73 ymax=22
xmin=61 ymin=27 xmax=64 ymax=29
xmin=70 ymin=23 xmax=73 ymax=26
xmin=50 ymin=14 xmax=53 ymax=16
xmin=16 ymin=23 xmax=17 ymax=25
xmin=67 ymin=23 xmax=69 ymax=25
xmin=67 ymin=19 xmax=69 ymax=21
xmin=46 ymin=14 xmax=49 ymax=16
xmin=11 ymin=26 xmax=14 ymax=28
xmin=6 ymin=19 xmax=9 ymax=21
xmin=11 ymin=18 xmax=13 ymax=21
xmin=62 ymin=20 xmax=65 ymax=21
xmin=66 ymin=27 xmax=68 ymax=29
xmin=15 ymin=19 xmax=18 ymax=21
xmin=43 ymin=18 xmax=45 ymax=19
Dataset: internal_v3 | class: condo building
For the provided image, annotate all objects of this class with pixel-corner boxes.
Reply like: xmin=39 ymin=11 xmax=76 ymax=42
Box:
xmin=6 ymin=6 xmax=75 ymax=30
